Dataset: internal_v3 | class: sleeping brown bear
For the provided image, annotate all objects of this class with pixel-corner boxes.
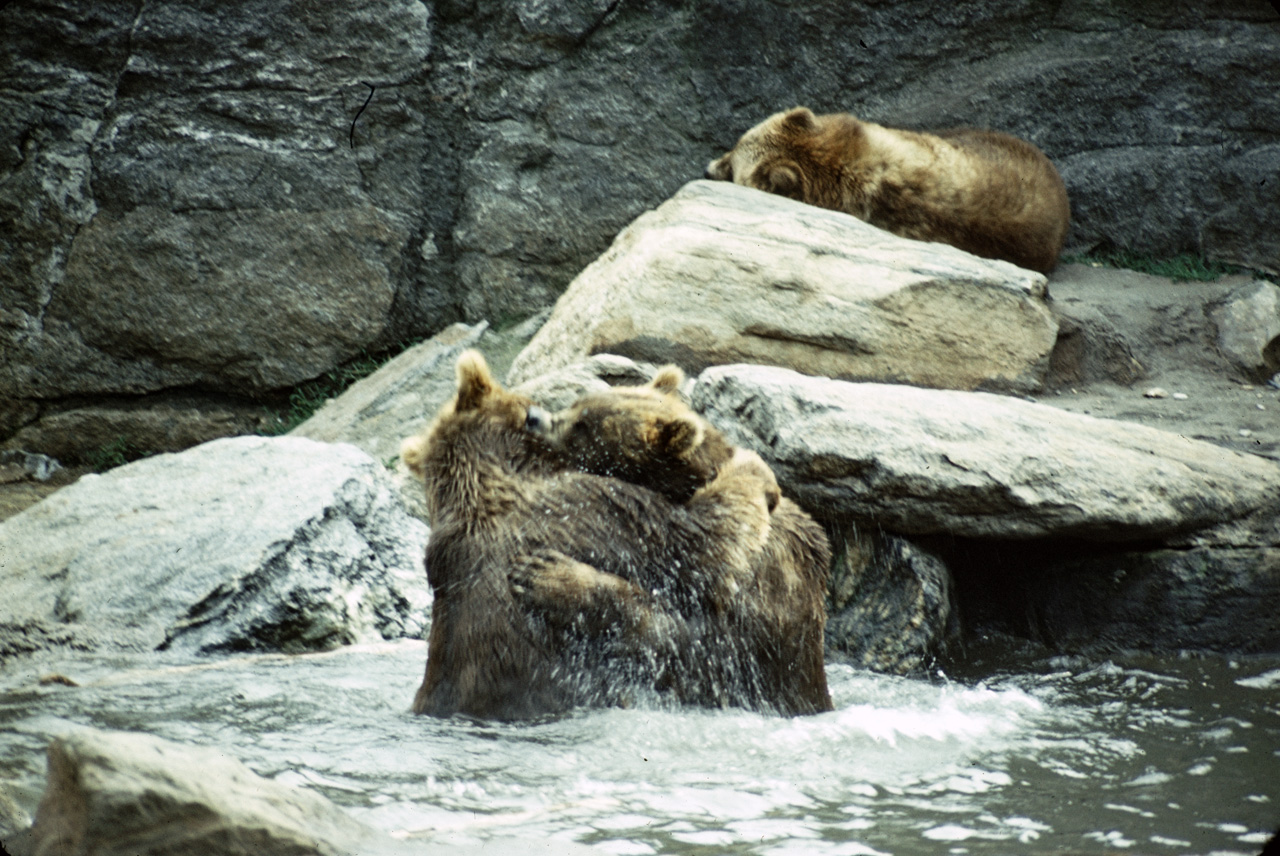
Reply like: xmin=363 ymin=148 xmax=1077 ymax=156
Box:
xmin=400 ymin=351 xmax=830 ymax=719
xmin=705 ymin=106 xmax=1071 ymax=273
xmin=523 ymin=365 xmax=831 ymax=716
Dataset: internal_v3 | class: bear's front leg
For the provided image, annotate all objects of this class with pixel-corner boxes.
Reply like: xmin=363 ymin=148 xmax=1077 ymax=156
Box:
xmin=685 ymin=447 xmax=777 ymax=572
xmin=508 ymin=549 xmax=682 ymax=646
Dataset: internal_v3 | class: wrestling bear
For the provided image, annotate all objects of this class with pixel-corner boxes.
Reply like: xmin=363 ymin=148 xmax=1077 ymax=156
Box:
xmin=523 ymin=365 xmax=831 ymax=714
xmin=400 ymin=351 xmax=830 ymax=719
xmin=705 ymin=106 xmax=1071 ymax=273
xmin=522 ymin=365 xmax=760 ymax=506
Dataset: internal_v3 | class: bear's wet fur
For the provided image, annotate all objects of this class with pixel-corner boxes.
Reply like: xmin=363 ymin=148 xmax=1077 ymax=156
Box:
xmin=401 ymin=351 xmax=831 ymax=719
xmin=525 ymin=365 xmax=831 ymax=715
xmin=706 ymin=106 xmax=1071 ymax=273
xmin=522 ymin=365 xmax=770 ymax=507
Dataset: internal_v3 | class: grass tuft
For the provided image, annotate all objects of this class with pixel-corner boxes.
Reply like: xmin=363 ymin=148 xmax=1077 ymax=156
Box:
xmin=1064 ymin=249 xmax=1243 ymax=283
xmin=86 ymin=436 xmax=145 ymax=472
xmin=262 ymin=344 xmax=415 ymax=436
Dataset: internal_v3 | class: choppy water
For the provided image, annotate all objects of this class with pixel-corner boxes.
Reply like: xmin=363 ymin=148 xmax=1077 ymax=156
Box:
xmin=1 ymin=641 xmax=1276 ymax=854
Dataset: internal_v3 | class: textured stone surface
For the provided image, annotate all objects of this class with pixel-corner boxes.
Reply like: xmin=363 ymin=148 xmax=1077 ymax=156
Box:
xmin=24 ymin=729 xmax=383 ymax=856
xmin=509 ymin=181 xmax=1057 ymax=393
xmin=0 ymin=436 xmax=430 ymax=657
xmin=1211 ymin=281 xmax=1280 ymax=381
xmin=825 ymin=526 xmax=959 ymax=675
xmin=0 ymin=394 xmax=275 ymax=466
xmin=292 ymin=322 xmax=488 ymax=465
xmin=957 ymin=544 xmax=1280 ymax=655
xmin=3 ymin=0 xmax=1278 ymax=460
xmin=692 ymin=364 xmax=1280 ymax=542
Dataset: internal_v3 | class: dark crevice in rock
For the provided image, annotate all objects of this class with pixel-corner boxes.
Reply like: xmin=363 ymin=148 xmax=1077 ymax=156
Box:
xmin=938 ymin=533 xmax=1280 ymax=656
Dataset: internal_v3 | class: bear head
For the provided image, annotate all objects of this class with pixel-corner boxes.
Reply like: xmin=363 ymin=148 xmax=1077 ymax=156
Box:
xmin=524 ymin=365 xmax=778 ymax=509
xmin=705 ymin=106 xmax=861 ymax=207
xmin=400 ymin=349 xmax=558 ymax=522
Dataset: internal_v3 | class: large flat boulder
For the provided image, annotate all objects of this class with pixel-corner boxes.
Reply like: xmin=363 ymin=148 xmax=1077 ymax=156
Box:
xmin=0 ymin=436 xmax=429 ymax=658
xmin=508 ymin=180 xmax=1057 ymax=394
xmin=692 ymin=364 xmax=1280 ymax=543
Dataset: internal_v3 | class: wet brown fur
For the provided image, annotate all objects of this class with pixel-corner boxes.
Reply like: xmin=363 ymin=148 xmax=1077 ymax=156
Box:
xmin=706 ymin=107 xmax=1071 ymax=274
xmin=400 ymin=352 xmax=831 ymax=719
xmin=524 ymin=365 xmax=760 ymax=507
xmin=525 ymin=365 xmax=830 ymax=716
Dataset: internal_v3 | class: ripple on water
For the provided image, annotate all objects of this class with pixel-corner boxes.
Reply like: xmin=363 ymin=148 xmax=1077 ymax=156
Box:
xmin=1 ymin=642 xmax=1277 ymax=855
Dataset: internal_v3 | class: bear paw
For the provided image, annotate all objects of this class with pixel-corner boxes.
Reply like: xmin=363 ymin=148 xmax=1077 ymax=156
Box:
xmin=509 ymin=550 xmax=605 ymax=613
xmin=509 ymin=550 xmax=666 ymax=643
xmin=718 ymin=447 xmax=781 ymax=513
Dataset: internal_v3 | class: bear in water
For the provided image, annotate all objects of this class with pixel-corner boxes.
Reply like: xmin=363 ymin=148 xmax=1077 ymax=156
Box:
xmin=400 ymin=351 xmax=829 ymax=718
xmin=524 ymin=364 xmax=831 ymax=715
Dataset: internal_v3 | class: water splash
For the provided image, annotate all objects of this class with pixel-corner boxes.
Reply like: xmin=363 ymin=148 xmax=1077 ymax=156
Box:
xmin=1 ymin=643 xmax=1277 ymax=855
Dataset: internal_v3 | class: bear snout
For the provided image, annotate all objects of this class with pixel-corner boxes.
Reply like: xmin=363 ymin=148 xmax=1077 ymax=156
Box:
xmin=525 ymin=405 xmax=550 ymax=435
xmin=705 ymin=157 xmax=731 ymax=181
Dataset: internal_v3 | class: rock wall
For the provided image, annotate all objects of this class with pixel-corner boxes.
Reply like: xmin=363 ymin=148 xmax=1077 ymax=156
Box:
xmin=3 ymin=0 xmax=1278 ymax=459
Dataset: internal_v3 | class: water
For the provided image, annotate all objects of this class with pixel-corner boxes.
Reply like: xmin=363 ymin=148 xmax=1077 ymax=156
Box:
xmin=1 ymin=641 xmax=1276 ymax=854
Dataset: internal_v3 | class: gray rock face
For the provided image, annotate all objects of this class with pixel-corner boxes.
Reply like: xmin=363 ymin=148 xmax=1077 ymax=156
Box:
xmin=1 ymin=0 xmax=431 ymax=454
xmin=691 ymin=364 xmax=1280 ymax=542
xmin=42 ymin=204 xmax=405 ymax=395
xmin=509 ymin=181 xmax=1057 ymax=393
xmin=825 ymin=527 xmax=959 ymax=675
xmin=4 ymin=1 xmax=1278 ymax=462
xmin=1 ymin=394 xmax=276 ymax=467
xmin=0 ymin=436 xmax=430 ymax=657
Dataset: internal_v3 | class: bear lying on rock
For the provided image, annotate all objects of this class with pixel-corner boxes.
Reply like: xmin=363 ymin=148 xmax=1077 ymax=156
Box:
xmin=706 ymin=106 xmax=1070 ymax=273
xmin=400 ymin=351 xmax=831 ymax=719
xmin=524 ymin=365 xmax=832 ymax=713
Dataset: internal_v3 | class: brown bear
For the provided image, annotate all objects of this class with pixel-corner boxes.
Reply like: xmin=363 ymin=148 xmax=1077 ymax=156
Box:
xmin=522 ymin=365 xmax=831 ymax=716
xmin=400 ymin=350 xmax=829 ymax=719
xmin=521 ymin=364 xmax=761 ymax=506
xmin=705 ymin=106 xmax=1071 ymax=273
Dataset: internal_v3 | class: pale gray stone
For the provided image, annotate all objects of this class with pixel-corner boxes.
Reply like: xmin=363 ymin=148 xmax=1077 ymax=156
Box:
xmin=25 ymin=729 xmax=381 ymax=856
xmin=692 ymin=364 xmax=1280 ymax=542
xmin=509 ymin=181 xmax=1057 ymax=394
xmin=291 ymin=322 xmax=488 ymax=466
xmin=14 ymin=727 xmax=609 ymax=856
xmin=513 ymin=353 xmax=659 ymax=411
xmin=1212 ymin=280 xmax=1280 ymax=380
xmin=0 ymin=436 xmax=430 ymax=657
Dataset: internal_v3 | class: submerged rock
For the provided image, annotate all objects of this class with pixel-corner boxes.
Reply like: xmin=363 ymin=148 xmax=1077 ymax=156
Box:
xmin=0 ymin=436 xmax=430 ymax=659
xmin=19 ymin=728 xmax=385 ymax=856
xmin=509 ymin=181 xmax=1057 ymax=394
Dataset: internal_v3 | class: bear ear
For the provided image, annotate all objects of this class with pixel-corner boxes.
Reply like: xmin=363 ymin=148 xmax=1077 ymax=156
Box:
xmin=656 ymin=414 xmax=705 ymax=459
xmin=764 ymin=162 xmax=802 ymax=198
xmin=454 ymin=349 xmax=496 ymax=412
xmin=780 ymin=106 xmax=817 ymax=134
xmin=399 ymin=434 xmax=429 ymax=479
xmin=648 ymin=365 xmax=685 ymax=395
